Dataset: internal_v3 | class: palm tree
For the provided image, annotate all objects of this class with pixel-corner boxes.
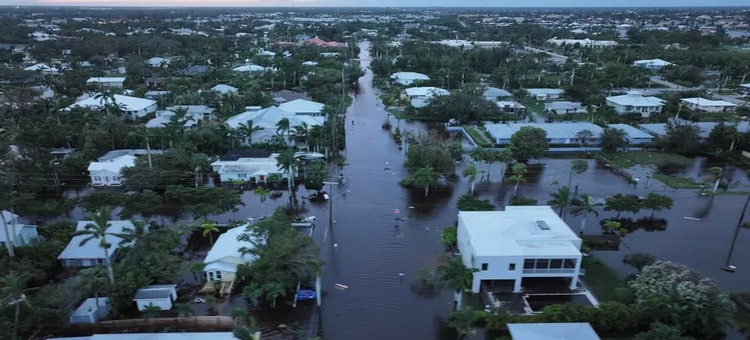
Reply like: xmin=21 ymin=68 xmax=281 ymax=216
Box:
xmin=115 ymin=220 xmax=148 ymax=246
xmin=576 ymin=129 xmax=594 ymax=152
xmin=449 ymin=307 xmax=479 ymax=340
xmin=94 ymin=91 xmax=117 ymax=116
xmin=201 ymin=221 xmax=219 ymax=246
xmin=548 ymin=186 xmax=572 ymax=217
xmin=253 ymin=187 xmax=271 ymax=203
xmin=508 ymin=163 xmax=527 ymax=197
xmin=77 ymin=267 xmax=109 ymax=311
xmin=568 ymin=159 xmax=588 ymax=189
xmin=231 ymin=307 xmax=249 ymax=323
xmin=462 ymin=163 xmax=478 ymax=195
xmin=75 ymin=207 xmax=117 ymax=287
xmin=291 ymin=122 xmax=310 ymax=149
xmin=262 ymin=282 xmax=286 ymax=308
xmin=276 ymin=149 xmax=300 ymax=210
xmin=437 ymin=255 xmax=477 ymax=311
xmin=707 ymin=166 xmax=723 ymax=193
xmin=237 ymin=120 xmax=264 ymax=145
xmin=570 ymin=194 xmax=599 ymax=235
xmin=411 ymin=167 xmax=440 ymax=197
xmin=192 ymin=153 xmax=212 ymax=187
xmin=0 ymin=272 xmax=34 ymax=340
xmin=174 ymin=302 xmax=195 ymax=318
xmin=142 ymin=304 xmax=162 ymax=320
xmin=276 ymin=118 xmax=290 ymax=144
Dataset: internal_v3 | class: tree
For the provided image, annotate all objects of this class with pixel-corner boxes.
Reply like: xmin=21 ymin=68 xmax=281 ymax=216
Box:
xmin=623 ymin=252 xmax=657 ymax=272
xmin=261 ymin=282 xmax=286 ymax=308
xmin=642 ymin=193 xmax=674 ymax=217
xmin=576 ymin=129 xmax=595 ymax=152
xmin=0 ymin=272 xmax=34 ymax=340
xmin=142 ymin=304 xmax=162 ymax=320
xmin=437 ymin=255 xmax=477 ymax=311
xmin=548 ymin=186 xmax=572 ymax=217
xmin=164 ymin=186 xmax=243 ymax=219
xmin=304 ymin=159 xmax=328 ymax=192
xmin=462 ymin=163 xmax=478 ymax=194
xmin=237 ymin=120 xmax=264 ymax=145
xmin=600 ymin=127 xmax=628 ymax=153
xmin=629 ymin=261 xmax=735 ymax=338
xmin=568 ymin=159 xmax=588 ymax=188
xmin=508 ymin=163 xmax=527 ymax=196
xmin=660 ymin=122 xmax=701 ymax=156
xmin=509 ymin=196 xmax=537 ymax=205
xmin=408 ymin=167 xmax=440 ymax=197
xmin=75 ymin=207 xmax=117 ymax=287
xmin=707 ymin=123 xmax=738 ymax=155
xmin=276 ymin=149 xmax=300 ymax=207
xmin=448 ymin=307 xmax=479 ymax=340
xmin=634 ymin=323 xmax=692 ymax=340
xmin=456 ymin=194 xmax=495 ymax=211
xmin=706 ymin=167 xmax=723 ymax=194
xmin=174 ymin=303 xmax=195 ymax=317
xmin=570 ymin=194 xmax=599 ymax=234
xmin=405 ymin=131 xmax=461 ymax=176
xmin=201 ymin=221 xmax=219 ymax=246
xmin=604 ymin=194 xmax=642 ymax=218
xmin=441 ymin=227 xmax=457 ymax=252
xmin=275 ymin=118 xmax=290 ymax=144
xmin=77 ymin=267 xmax=109 ymax=311
xmin=509 ymin=126 xmax=548 ymax=163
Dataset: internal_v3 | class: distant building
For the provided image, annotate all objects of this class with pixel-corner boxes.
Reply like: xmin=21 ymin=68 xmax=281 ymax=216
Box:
xmin=680 ymin=97 xmax=737 ymax=113
xmin=66 ymin=94 xmax=157 ymax=119
xmin=390 ymin=72 xmax=430 ymax=86
xmin=86 ymin=77 xmax=126 ymax=89
xmin=24 ymin=63 xmax=58 ymax=75
xmin=457 ymin=206 xmax=583 ymax=293
xmin=272 ymin=89 xmax=309 ymax=103
xmin=0 ymin=211 xmax=39 ymax=248
xmin=70 ymin=297 xmax=110 ymax=324
xmin=210 ymin=150 xmax=287 ymax=184
xmin=134 ymin=285 xmax=177 ymax=311
xmin=606 ymin=91 xmax=665 ymax=117
xmin=278 ymin=99 xmax=325 ymax=116
xmin=211 ymin=84 xmax=238 ymax=95
xmin=203 ymin=225 xmax=258 ymax=282
xmin=146 ymin=57 xmax=170 ymax=68
xmin=633 ymin=58 xmax=674 ymax=70
xmin=607 ymin=124 xmax=655 ymax=145
xmin=546 ymin=37 xmax=617 ymax=48
xmin=233 ymin=64 xmax=275 ymax=73
xmin=484 ymin=122 xmax=603 ymax=145
xmin=483 ymin=87 xmax=513 ymax=101
xmin=401 ymin=87 xmax=450 ymax=108
xmin=58 ymin=220 xmax=134 ymax=267
xmin=525 ymin=88 xmax=564 ymax=101
xmin=545 ymin=101 xmax=586 ymax=115
xmin=495 ymin=101 xmax=526 ymax=115
xmin=740 ymin=83 xmax=750 ymax=96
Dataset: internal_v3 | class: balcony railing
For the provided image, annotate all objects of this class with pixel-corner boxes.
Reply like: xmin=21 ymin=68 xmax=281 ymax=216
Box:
xmin=522 ymin=268 xmax=576 ymax=274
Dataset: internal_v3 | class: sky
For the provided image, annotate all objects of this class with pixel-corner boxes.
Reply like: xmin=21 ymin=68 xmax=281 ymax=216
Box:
xmin=0 ymin=0 xmax=748 ymax=7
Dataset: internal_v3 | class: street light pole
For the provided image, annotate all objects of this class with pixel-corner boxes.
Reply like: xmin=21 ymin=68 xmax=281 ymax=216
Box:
xmin=323 ymin=181 xmax=339 ymax=229
xmin=722 ymin=194 xmax=750 ymax=273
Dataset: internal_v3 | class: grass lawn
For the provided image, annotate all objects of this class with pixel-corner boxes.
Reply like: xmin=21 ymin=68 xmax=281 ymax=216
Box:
xmin=463 ymin=125 xmax=493 ymax=147
xmin=581 ymin=256 xmax=624 ymax=302
xmin=603 ymin=152 xmax=694 ymax=169
xmin=652 ymin=173 xmax=704 ymax=189
xmin=525 ymin=100 xmax=546 ymax=117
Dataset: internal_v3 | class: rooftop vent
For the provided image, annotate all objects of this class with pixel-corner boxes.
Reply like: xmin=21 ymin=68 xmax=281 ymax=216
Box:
xmin=536 ymin=220 xmax=550 ymax=231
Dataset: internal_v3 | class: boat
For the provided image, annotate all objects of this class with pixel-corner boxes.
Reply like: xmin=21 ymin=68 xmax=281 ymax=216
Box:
xmin=295 ymin=289 xmax=316 ymax=301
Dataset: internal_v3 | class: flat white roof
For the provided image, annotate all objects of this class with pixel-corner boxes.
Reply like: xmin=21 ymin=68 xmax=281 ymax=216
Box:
xmin=607 ymin=124 xmax=655 ymax=139
xmin=278 ymin=99 xmax=325 ymax=114
xmin=633 ymin=58 xmax=672 ymax=66
xmin=404 ymin=86 xmax=449 ymax=97
xmin=459 ymin=206 xmax=581 ymax=257
xmin=606 ymin=92 xmax=665 ymax=107
xmin=526 ymin=88 xmax=564 ymax=95
xmin=508 ymin=323 xmax=600 ymax=340
xmin=485 ymin=122 xmax=603 ymax=140
xmin=86 ymin=77 xmax=126 ymax=83
xmin=681 ymin=97 xmax=737 ymax=107
xmin=58 ymin=221 xmax=133 ymax=260
xmin=390 ymin=71 xmax=429 ymax=81
xmin=67 ymin=94 xmax=156 ymax=113
xmin=47 ymin=333 xmax=237 ymax=340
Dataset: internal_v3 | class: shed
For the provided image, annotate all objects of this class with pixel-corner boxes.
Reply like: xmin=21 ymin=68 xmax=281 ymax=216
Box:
xmin=133 ymin=284 xmax=177 ymax=311
xmin=70 ymin=297 xmax=110 ymax=324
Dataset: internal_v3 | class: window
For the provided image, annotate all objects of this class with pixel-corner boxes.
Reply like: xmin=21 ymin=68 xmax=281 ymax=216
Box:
xmin=238 ymin=173 xmax=247 ymax=178
xmin=481 ymin=263 xmax=488 ymax=271
xmin=96 ymin=258 xmax=105 ymax=265
xmin=536 ymin=259 xmax=549 ymax=269
xmin=564 ymin=259 xmax=576 ymax=269
xmin=550 ymin=259 xmax=563 ymax=269
xmin=509 ymin=263 xmax=516 ymax=271
xmin=523 ymin=259 xmax=535 ymax=269
xmin=93 ymin=176 xmax=102 ymax=182
xmin=215 ymin=271 xmax=222 ymax=280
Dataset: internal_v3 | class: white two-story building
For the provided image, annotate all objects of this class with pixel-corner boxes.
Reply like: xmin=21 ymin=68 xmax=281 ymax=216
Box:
xmin=457 ymin=206 xmax=583 ymax=293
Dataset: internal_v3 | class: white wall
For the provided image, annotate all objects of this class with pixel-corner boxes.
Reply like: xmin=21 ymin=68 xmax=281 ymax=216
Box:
xmin=90 ymin=169 xmax=123 ymax=186
xmin=136 ymin=298 xmax=173 ymax=311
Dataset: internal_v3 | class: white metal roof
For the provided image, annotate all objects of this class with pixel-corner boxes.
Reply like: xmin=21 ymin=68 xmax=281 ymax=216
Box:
xmin=211 ymin=153 xmax=284 ymax=178
xmin=680 ymin=97 xmax=737 ymax=107
xmin=47 ymin=333 xmax=238 ymax=340
xmin=58 ymin=220 xmax=133 ymax=260
xmin=211 ymin=84 xmax=238 ymax=94
xmin=86 ymin=77 xmax=126 ymax=84
xmin=606 ymin=92 xmax=665 ymax=107
xmin=278 ymin=99 xmax=325 ymax=115
xmin=67 ymin=94 xmax=156 ymax=114
xmin=508 ymin=323 xmax=600 ymax=340
xmin=633 ymin=58 xmax=673 ymax=66
xmin=390 ymin=72 xmax=429 ymax=81
xmin=607 ymin=124 xmax=655 ymax=139
xmin=404 ymin=86 xmax=449 ymax=97
xmin=483 ymin=87 xmax=512 ymax=98
xmin=233 ymin=64 xmax=274 ymax=73
xmin=526 ymin=88 xmax=564 ymax=96
xmin=203 ymin=225 xmax=257 ymax=267
xmin=459 ymin=206 xmax=581 ymax=257
xmin=72 ymin=297 xmax=109 ymax=316
xmin=545 ymin=101 xmax=584 ymax=111
xmin=225 ymin=106 xmax=324 ymax=143
xmin=87 ymin=155 xmax=136 ymax=173
xmin=496 ymin=101 xmax=525 ymax=109
xmin=24 ymin=63 xmax=57 ymax=72
xmin=484 ymin=122 xmax=603 ymax=140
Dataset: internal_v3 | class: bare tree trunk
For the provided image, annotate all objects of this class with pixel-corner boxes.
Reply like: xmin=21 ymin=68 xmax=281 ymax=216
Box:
xmin=104 ymin=247 xmax=115 ymax=287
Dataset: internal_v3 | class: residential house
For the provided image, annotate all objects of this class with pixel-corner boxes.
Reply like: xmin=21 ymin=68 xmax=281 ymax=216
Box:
xmin=483 ymin=87 xmax=512 ymax=101
xmin=70 ymin=297 xmax=110 ymax=324
xmin=607 ymin=124 xmax=655 ymax=145
xmin=178 ymin=65 xmax=209 ymax=76
xmin=300 ymin=37 xmax=346 ymax=47
xmin=484 ymin=122 xmax=603 ymax=145
xmin=144 ymin=77 xmax=169 ymax=89
xmin=146 ymin=106 xmax=214 ymax=129
xmin=495 ymin=101 xmax=526 ymax=115
xmin=632 ymin=58 xmax=674 ymax=70
xmin=680 ymin=97 xmax=738 ymax=113
xmin=401 ymin=86 xmax=450 ymax=108
xmin=24 ymin=63 xmax=59 ymax=75
xmin=320 ymin=52 xmax=341 ymax=58
xmin=273 ymin=89 xmax=309 ymax=104
xmin=507 ymin=323 xmax=600 ymax=340
xmin=390 ymin=72 xmax=430 ymax=86
xmin=211 ymin=84 xmax=238 ymax=95
xmin=225 ymin=106 xmax=324 ymax=145
xmin=133 ymin=285 xmax=177 ymax=311
xmin=545 ymin=101 xmax=587 ymax=115
xmin=740 ymin=83 xmax=750 ymax=96
xmin=0 ymin=210 xmax=39 ymax=248
xmin=606 ymin=91 xmax=665 ymax=117
xmin=278 ymin=99 xmax=325 ymax=116
xmin=66 ymin=94 xmax=158 ymax=119
xmin=203 ymin=225 xmax=257 ymax=282
xmin=457 ymin=206 xmax=583 ymax=293
xmin=145 ymin=90 xmax=171 ymax=99
xmin=640 ymin=119 xmax=750 ymax=141
xmin=526 ymin=88 xmax=564 ymax=101
xmin=546 ymin=37 xmax=617 ymax=47
xmin=47 ymin=333 xmax=239 ymax=339
xmin=86 ymin=77 xmax=126 ymax=89
xmin=146 ymin=57 xmax=170 ymax=68
xmin=233 ymin=64 xmax=275 ymax=73
xmin=50 ymin=148 xmax=76 ymax=162
xmin=87 ymin=155 xmax=135 ymax=186
xmin=210 ymin=150 xmax=287 ymax=184
xmin=58 ymin=220 xmax=134 ymax=267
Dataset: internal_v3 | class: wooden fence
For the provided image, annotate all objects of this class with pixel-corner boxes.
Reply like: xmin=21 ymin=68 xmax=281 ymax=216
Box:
xmin=49 ymin=316 xmax=235 ymax=338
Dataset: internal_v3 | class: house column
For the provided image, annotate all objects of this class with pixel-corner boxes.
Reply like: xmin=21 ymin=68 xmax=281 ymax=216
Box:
xmin=513 ymin=278 xmax=522 ymax=292
xmin=569 ymin=257 xmax=582 ymax=290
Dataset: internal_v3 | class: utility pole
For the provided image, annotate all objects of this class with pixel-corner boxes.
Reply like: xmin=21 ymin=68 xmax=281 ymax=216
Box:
xmin=323 ymin=181 xmax=339 ymax=230
xmin=722 ymin=194 xmax=750 ymax=272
